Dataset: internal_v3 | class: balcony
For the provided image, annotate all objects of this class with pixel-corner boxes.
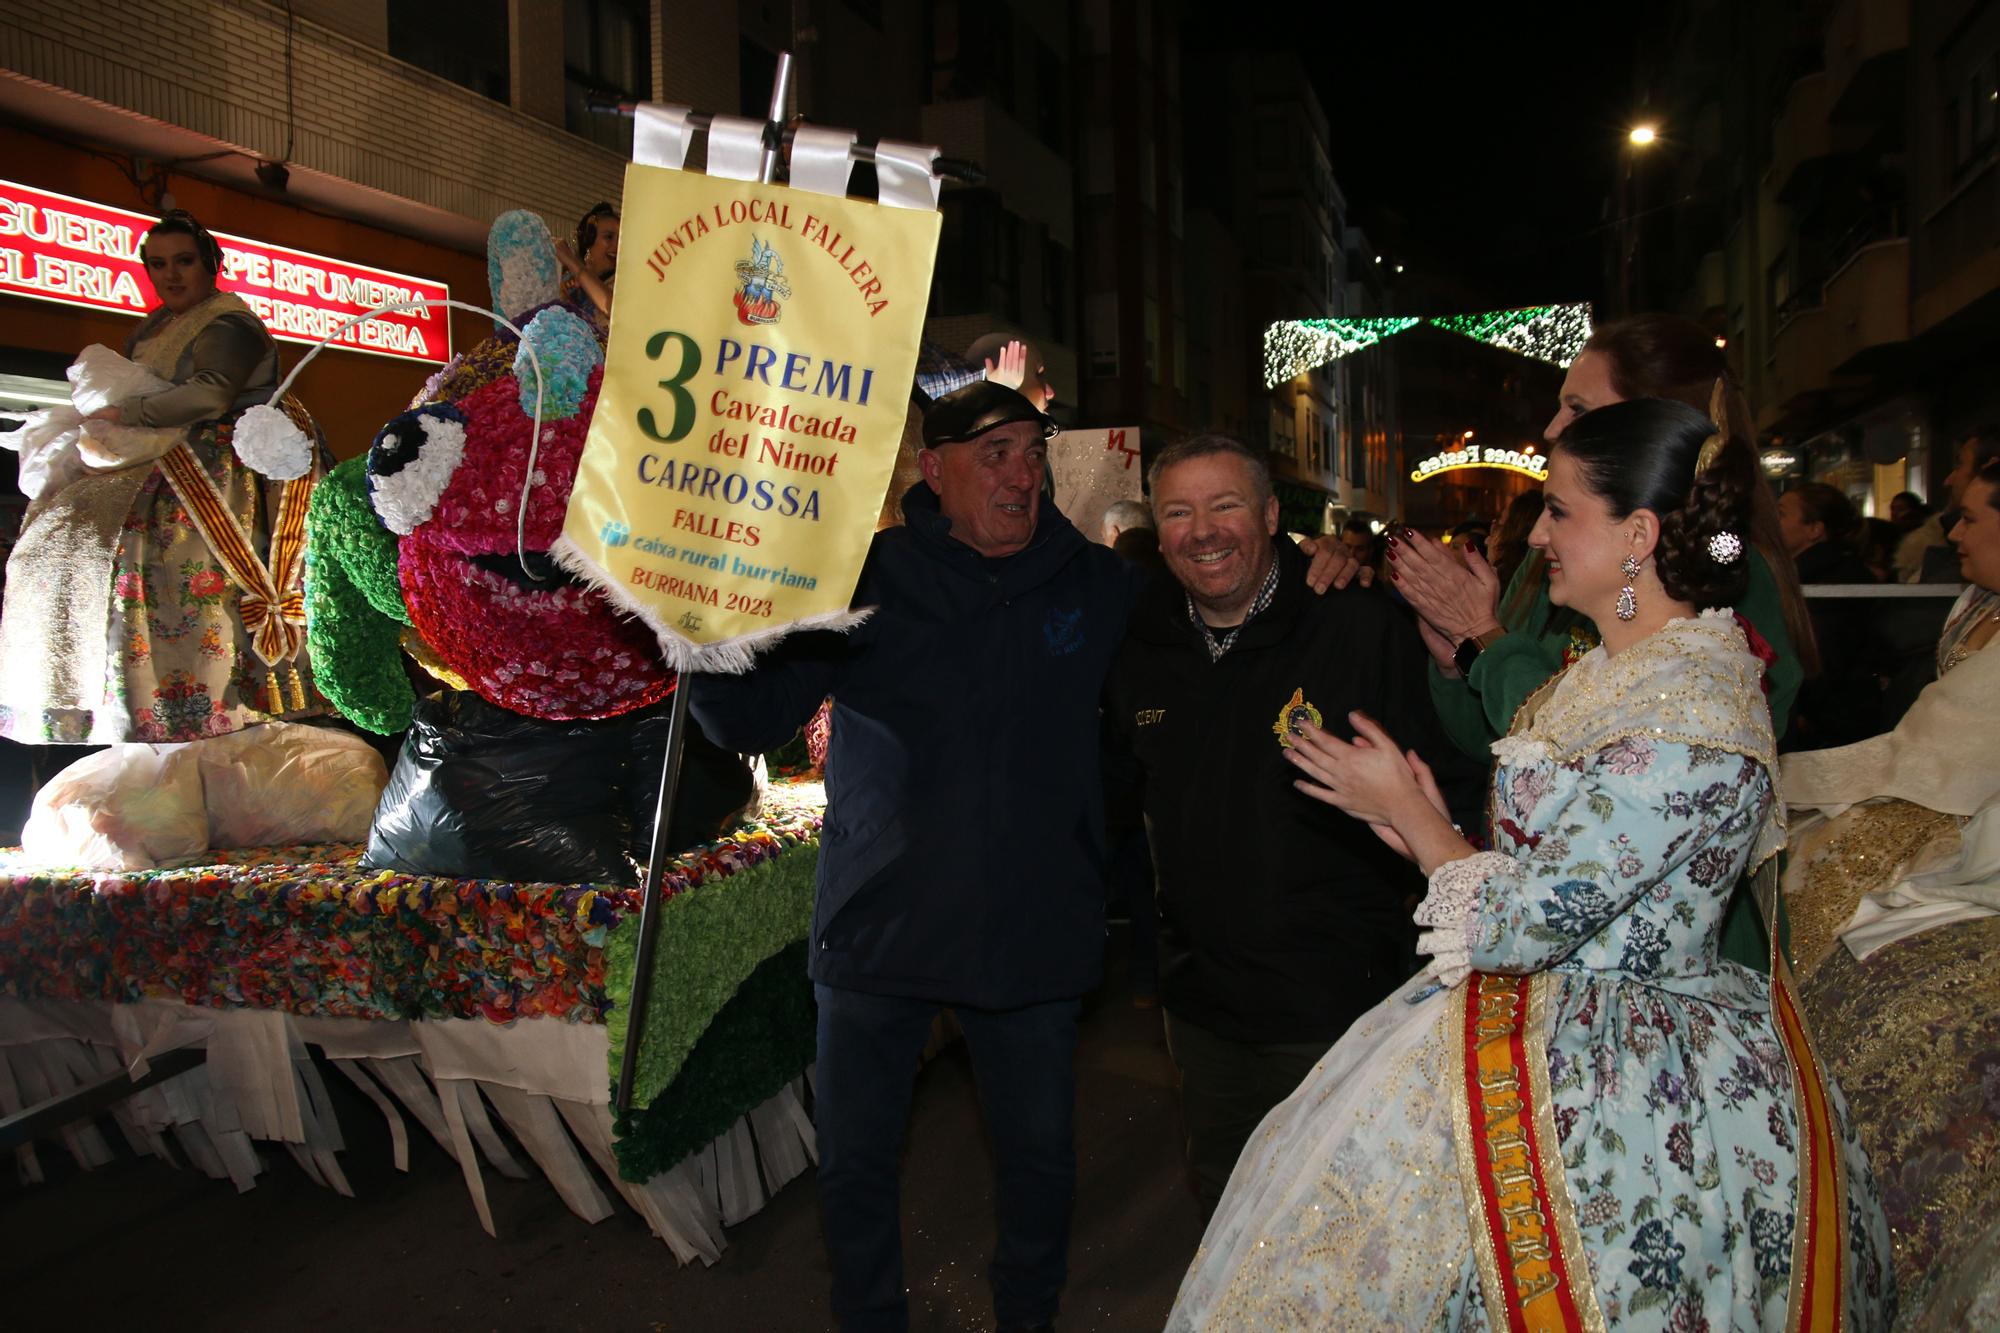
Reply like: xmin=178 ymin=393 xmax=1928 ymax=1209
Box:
xmin=920 ymin=101 xmax=1074 ymax=240
xmin=1823 ymin=238 xmax=1909 ymax=372
xmin=1825 ymin=0 xmax=1909 ymax=127
xmin=1760 ymin=306 xmax=1832 ymax=432
xmin=1914 ymin=161 xmax=2000 ymax=335
xmin=1769 ymin=75 xmax=1840 ymax=205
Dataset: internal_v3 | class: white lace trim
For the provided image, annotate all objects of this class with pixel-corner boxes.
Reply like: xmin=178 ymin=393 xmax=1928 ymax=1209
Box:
xmin=1414 ymin=851 xmax=1514 ymax=987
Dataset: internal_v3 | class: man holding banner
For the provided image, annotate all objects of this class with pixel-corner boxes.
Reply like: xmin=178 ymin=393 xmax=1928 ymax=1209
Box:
xmin=556 ymin=111 xmax=1361 ymax=1328
xmin=690 ymin=381 xmax=1361 ymax=1331
xmin=690 ymin=380 xmax=1136 ymax=1333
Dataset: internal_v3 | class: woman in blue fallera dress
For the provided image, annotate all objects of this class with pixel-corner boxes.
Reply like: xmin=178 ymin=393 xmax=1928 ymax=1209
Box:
xmin=1167 ymin=399 xmax=1892 ymax=1330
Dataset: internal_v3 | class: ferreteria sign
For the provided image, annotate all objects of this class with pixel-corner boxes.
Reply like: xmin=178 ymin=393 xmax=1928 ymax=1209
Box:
xmin=1411 ymin=444 xmax=1549 ymax=483
xmin=0 ymin=179 xmax=451 ymax=364
xmin=556 ymin=145 xmax=941 ymax=671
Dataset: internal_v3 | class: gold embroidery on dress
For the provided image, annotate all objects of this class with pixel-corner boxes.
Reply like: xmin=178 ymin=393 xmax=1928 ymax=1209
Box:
xmin=1799 ymin=917 xmax=2000 ymax=1317
xmin=1192 ymin=1001 xmax=1462 ymax=1328
xmin=1788 ymin=800 xmax=1960 ymax=979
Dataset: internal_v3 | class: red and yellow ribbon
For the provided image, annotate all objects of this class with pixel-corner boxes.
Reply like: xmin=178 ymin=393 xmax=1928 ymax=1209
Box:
xmin=1774 ymin=950 xmax=1848 ymax=1330
xmin=155 ymin=404 xmax=316 ymax=711
xmin=1452 ymin=971 xmax=1604 ymax=1332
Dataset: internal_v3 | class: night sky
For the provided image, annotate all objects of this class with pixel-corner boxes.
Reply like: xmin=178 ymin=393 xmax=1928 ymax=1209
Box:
xmin=1245 ymin=9 xmax=1647 ymax=311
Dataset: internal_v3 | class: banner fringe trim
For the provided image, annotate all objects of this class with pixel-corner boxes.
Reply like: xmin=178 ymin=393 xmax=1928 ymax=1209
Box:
xmin=550 ymin=536 xmax=871 ymax=675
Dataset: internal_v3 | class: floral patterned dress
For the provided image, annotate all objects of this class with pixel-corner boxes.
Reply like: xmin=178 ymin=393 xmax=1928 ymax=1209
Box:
xmin=0 ymin=294 xmax=318 ymax=743
xmin=1168 ymin=613 xmax=1894 ymax=1330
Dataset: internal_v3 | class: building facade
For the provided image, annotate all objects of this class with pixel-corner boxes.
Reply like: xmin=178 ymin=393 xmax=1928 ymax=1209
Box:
xmin=1621 ymin=0 xmax=1999 ymax=513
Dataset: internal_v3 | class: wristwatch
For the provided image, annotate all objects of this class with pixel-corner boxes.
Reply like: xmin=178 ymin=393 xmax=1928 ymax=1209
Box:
xmin=1453 ymin=626 xmax=1506 ymax=677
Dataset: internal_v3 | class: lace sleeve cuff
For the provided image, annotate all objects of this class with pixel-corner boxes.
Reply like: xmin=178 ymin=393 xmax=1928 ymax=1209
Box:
xmin=1413 ymin=851 xmax=1514 ymax=987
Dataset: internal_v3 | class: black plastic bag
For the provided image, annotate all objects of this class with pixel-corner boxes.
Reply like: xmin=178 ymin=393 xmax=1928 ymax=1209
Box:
xmin=626 ymin=706 xmax=760 ymax=864
xmin=365 ymin=688 xmax=754 ymax=886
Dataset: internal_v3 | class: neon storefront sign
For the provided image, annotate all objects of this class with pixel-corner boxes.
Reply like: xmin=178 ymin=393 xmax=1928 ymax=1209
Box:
xmin=1411 ymin=445 xmax=1548 ymax=483
xmin=0 ymin=179 xmax=451 ymax=364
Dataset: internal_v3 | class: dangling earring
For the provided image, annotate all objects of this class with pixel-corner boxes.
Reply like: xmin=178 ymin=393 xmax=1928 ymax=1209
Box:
xmin=1616 ymin=554 xmax=1642 ymax=621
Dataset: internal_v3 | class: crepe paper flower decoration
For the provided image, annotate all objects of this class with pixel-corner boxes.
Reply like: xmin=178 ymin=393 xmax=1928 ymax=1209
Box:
xmin=368 ymin=405 xmax=468 ymax=536
xmin=306 ymin=455 xmax=414 ymax=733
xmin=233 ymin=401 xmax=315 ymax=479
xmin=413 ymin=354 xmax=465 ymax=410
xmin=0 ymin=789 xmax=823 ymax=1045
xmin=303 ymin=212 xmax=670 ymax=731
xmin=397 ymin=369 xmax=671 ymax=719
xmin=516 ymin=306 xmax=603 ymax=422
xmin=487 ymin=209 xmax=561 ymax=322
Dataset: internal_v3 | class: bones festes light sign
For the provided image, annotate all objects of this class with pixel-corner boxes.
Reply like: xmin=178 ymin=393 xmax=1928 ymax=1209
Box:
xmin=1410 ymin=444 xmax=1548 ymax=483
xmin=0 ymin=179 xmax=451 ymax=365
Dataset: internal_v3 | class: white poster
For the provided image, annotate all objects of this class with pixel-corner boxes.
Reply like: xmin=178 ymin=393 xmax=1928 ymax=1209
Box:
xmin=1049 ymin=426 xmax=1142 ymax=543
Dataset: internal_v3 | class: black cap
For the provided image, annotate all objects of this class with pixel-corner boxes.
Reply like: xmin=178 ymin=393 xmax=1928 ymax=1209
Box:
xmin=921 ymin=380 xmax=1056 ymax=448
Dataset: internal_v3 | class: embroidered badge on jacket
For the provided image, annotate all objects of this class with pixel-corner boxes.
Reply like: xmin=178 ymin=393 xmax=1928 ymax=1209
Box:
xmin=1043 ymin=606 xmax=1084 ymax=656
xmin=1272 ymin=687 xmax=1322 ymax=748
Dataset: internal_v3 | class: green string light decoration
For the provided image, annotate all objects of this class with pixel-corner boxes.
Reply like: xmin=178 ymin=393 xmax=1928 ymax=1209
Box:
xmin=1426 ymin=304 xmax=1594 ymax=368
xmin=1261 ymin=303 xmax=1594 ymax=385
xmin=1263 ymin=317 xmax=1420 ymax=388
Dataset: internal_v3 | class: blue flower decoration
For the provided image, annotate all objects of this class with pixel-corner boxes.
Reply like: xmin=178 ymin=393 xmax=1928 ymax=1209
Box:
xmin=515 ymin=306 xmax=604 ymax=421
xmin=1749 ymin=1206 xmax=1793 ymax=1282
xmin=487 ymin=209 xmax=560 ymax=320
xmin=1626 ymin=1218 xmax=1686 ymax=1290
xmin=1543 ymin=879 xmax=1615 ymax=937
xmin=1619 ymin=917 xmax=1671 ymax=973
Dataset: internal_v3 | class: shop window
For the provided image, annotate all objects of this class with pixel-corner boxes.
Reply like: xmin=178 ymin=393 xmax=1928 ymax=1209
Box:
xmin=564 ymin=0 xmax=646 ymax=153
xmin=389 ymin=0 xmax=509 ymax=103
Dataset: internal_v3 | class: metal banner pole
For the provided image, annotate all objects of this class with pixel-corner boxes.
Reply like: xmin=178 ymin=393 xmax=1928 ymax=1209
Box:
xmin=614 ymin=52 xmax=796 ymax=1115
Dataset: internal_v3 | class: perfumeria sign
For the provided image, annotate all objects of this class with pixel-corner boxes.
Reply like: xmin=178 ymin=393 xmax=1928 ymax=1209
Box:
xmin=1410 ymin=445 xmax=1548 ymax=483
xmin=0 ymin=179 xmax=451 ymax=365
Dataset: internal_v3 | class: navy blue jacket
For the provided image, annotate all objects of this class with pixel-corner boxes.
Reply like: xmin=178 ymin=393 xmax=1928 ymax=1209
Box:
xmin=689 ymin=483 xmax=1141 ymax=1009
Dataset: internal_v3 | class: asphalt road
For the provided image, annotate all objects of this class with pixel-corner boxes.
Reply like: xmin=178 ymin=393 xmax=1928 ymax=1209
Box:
xmin=0 ymin=931 xmax=1205 ymax=1332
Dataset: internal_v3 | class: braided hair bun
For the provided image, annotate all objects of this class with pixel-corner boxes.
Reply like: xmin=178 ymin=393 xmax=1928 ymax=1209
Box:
xmin=141 ymin=209 xmax=225 ymax=275
xmin=1554 ymin=398 xmax=1757 ymax=609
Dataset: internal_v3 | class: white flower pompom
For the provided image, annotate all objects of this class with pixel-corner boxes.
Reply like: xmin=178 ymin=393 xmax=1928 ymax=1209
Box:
xmin=233 ymin=402 xmax=315 ymax=479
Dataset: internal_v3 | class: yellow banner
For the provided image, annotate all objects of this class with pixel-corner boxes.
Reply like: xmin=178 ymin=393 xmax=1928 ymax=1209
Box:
xmin=558 ymin=162 xmax=940 ymax=667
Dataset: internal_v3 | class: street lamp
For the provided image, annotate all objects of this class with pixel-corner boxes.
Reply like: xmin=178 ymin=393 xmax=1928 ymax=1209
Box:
xmin=1619 ymin=122 xmax=1664 ymax=310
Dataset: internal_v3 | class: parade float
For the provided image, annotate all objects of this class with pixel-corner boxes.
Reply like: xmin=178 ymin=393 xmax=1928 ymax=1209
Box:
xmin=0 ymin=82 xmax=944 ymax=1263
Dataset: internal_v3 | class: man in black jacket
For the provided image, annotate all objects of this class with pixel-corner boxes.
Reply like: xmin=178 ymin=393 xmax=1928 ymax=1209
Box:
xmin=689 ymin=382 xmax=1136 ymax=1333
xmin=1104 ymin=434 xmax=1472 ymax=1216
xmin=692 ymin=388 xmax=1358 ymax=1331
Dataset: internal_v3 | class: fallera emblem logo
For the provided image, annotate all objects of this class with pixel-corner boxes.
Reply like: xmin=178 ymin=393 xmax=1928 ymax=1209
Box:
xmin=733 ymin=235 xmax=791 ymax=326
xmin=600 ymin=520 xmax=630 ymax=548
